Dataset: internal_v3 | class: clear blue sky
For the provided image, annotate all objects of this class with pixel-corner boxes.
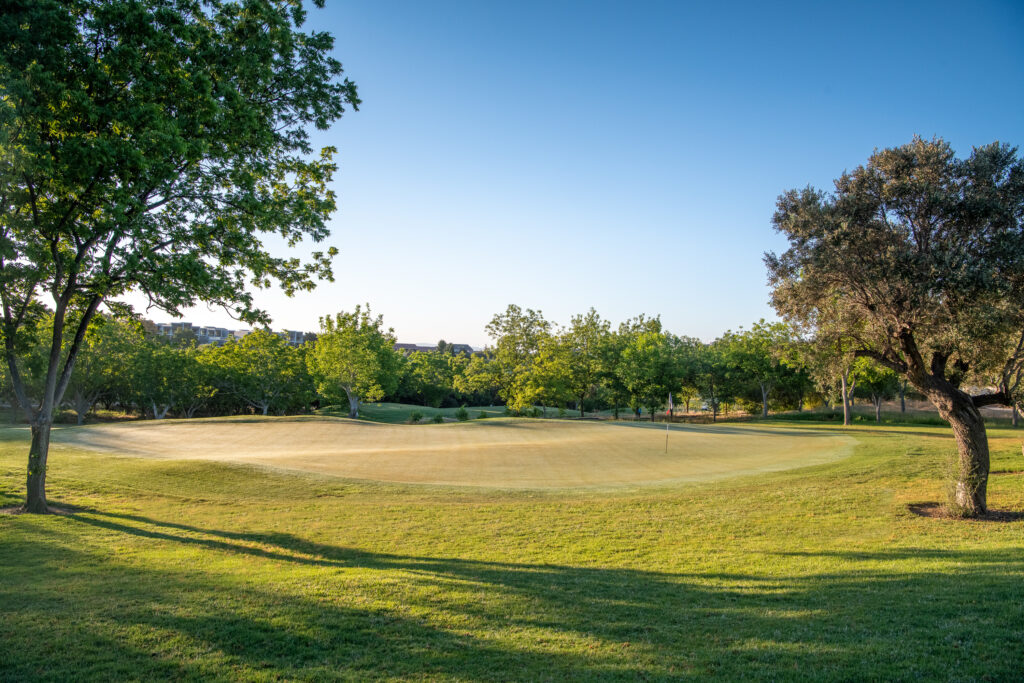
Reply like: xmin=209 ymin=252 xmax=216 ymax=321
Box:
xmin=124 ymin=0 xmax=1024 ymax=346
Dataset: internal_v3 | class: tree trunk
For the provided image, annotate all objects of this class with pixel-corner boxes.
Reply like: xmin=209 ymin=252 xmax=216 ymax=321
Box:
xmin=261 ymin=404 xmax=269 ymax=416
xmin=579 ymin=397 xmax=585 ymax=418
xmin=840 ymin=373 xmax=851 ymax=426
xmin=874 ymin=396 xmax=881 ymax=423
xmin=1012 ymin=404 xmax=1019 ymax=428
xmin=346 ymin=391 xmax=359 ymax=419
xmin=760 ymin=383 xmax=769 ymax=418
xmin=25 ymin=420 xmax=52 ymax=513
xmin=900 ymin=380 xmax=907 ymax=414
xmin=932 ymin=393 xmax=989 ymax=515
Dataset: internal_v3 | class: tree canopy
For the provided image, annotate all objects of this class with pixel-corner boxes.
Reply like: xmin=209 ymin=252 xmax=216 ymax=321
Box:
xmin=0 ymin=0 xmax=358 ymax=511
xmin=766 ymin=137 xmax=1024 ymax=515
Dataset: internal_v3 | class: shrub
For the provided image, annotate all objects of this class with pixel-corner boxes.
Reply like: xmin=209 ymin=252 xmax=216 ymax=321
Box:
xmin=432 ymin=414 xmax=445 ymax=424
xmin=455 ymin=405 xmax=469 ymax=421
xmin=409 ymin=411 xmax=423 ymax=423
xmin=529 ymin=406 xmax=542 ymax=418
xmin=477 ymin=411 xmax=488 ymax=420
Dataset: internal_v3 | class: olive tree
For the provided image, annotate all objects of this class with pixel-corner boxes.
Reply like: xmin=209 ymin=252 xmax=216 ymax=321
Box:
xmin=766 ymin=137 xmax=1024 ymax=516
xmin=0 ymin=0 xmax=356 ymax=512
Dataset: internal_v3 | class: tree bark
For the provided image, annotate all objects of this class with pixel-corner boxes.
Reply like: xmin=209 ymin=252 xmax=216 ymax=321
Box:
xmin=874 ymin=396 xmax=881 ymax=423
xmin=899 ymin=380 xmax=907 ymax=414
xmin=345 ymin=390 xmax=359 ymax=419
xmin=760 ymin=383 xmax=769 ymax=418
xmin=942 ymin=397 xmax=989 ymax=515
xmin=840 ymin=373 xmax=851 ymax=426
xmin=1012 ymin=405 xmax=1019 ymax=428
xmin=25 ymin=420 xmax=52 ymax=513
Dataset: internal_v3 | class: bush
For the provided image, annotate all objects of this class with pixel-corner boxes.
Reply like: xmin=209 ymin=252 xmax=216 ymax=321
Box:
xmin=432 ymin=414 xmax=444 ymax=424
xmin=455 ymin=405 xmax=469 ymax=421
xmin=409 ymin=411 xmax=423 ymax=423
xmin=529 ymin=406 xmax=542 ymax=418
xmin=477 ymin=411 xmax=488 ymax=419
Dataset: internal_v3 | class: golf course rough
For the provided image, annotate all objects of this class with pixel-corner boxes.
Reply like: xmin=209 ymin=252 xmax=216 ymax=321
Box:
xmin=53 ymin=417 xmax=855 ymax=489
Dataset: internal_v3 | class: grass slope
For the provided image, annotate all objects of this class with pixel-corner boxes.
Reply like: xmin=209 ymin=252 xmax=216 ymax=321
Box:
xmin=1 ymin=421 xmax=1023 ymax=680
xmin=49 ymin=417 xmax=853 ymax=488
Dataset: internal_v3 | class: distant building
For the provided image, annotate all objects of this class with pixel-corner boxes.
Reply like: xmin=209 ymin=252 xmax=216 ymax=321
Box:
xmin=148 ymin=321 xmax=313 ymax=347
xmin=394 ymin=342 xmax=475 ymax=356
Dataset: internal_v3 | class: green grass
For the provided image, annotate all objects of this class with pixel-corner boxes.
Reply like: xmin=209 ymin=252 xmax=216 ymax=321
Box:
xmin=1 ymin=420 xmax=1023 ymax=680
xmin=323 ymin=402 xmax=510 ymax=423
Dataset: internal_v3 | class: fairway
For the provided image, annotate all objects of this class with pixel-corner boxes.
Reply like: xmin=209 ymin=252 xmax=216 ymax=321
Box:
xmin=52 ymin=417 xmax=853 ymax=488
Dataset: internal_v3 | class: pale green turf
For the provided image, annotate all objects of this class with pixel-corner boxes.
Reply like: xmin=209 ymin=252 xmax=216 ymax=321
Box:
xmin=1 ymin=421 xmax=1022 ymax=680
xmin=49 ymin=416 xmax=854 ymax=489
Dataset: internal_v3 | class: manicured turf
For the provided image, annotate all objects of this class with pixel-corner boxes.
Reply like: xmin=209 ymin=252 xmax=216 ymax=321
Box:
xmin=2 ymin=420 xmax=1023 ymax=680
xmin=50 ymin=417 xmax=854 ymax=488
xmin=330 ymin=402 xmax=511 ymax=423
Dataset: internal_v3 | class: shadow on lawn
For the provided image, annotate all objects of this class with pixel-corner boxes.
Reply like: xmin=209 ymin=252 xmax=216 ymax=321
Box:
xmin=4 ymin=510 xmax=1024 ymax=680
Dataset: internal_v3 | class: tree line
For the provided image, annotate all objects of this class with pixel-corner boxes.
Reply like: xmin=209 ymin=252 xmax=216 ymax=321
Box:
xmin=3 ymin=305 xmax=917 ymax=425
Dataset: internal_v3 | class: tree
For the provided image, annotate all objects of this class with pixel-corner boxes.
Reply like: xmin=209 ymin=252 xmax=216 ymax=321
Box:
xmin=308 ymin=306 xmax=401 ymax=418
xmin=853 ymin=358 xmax=900 ymax=423
xmin=64 ymin=316 xmax=143 ymax=424
xmin=1 ymin=0 xmax=357 ymax=512
xmin=485 ymin=305 xmax=551 ymax=413
xmin=211 ymin=330 xmax=309 ymax=416
xmin=561 ymin=309 xmax=610 ymax=417
xmin=403 ymin=350 xmax=456 ymax=408
xmin=767 ymin=137 xmax=1024 ymax=515
xmin=619 ymin=330 xmax=678 ymax=420
xmin=719 ymin=320 xmax=795 ymax=418
xmin=690 ymin=340 xmax=729 ymax=422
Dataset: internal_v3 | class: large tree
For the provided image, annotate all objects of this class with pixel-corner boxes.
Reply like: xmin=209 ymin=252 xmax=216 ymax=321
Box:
xmin=0 ymin=0 xmax=356 ymax=512
xmin=766 ymin=137 xmax=1024 ymax=516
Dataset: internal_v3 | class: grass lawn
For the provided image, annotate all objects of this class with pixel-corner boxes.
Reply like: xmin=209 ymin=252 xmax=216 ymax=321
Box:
xmin=1 ymin=419 xmax=1023 ymax=680
xmin=48 ymin=417 xmax=853 ymax=488
xmin=325 ymin=402 xmax=511 ymax=423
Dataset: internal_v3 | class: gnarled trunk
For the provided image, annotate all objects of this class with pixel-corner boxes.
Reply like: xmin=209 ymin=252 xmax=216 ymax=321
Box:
xmin=25 ymin=420 xmax=52 ymax=513
xmin=930 ymin=390 xmax=989 ymax=515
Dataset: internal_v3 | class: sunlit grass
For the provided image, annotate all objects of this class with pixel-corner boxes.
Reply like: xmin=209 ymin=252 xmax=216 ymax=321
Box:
xmin=1 ymin=420 xmax=1022 ymax=680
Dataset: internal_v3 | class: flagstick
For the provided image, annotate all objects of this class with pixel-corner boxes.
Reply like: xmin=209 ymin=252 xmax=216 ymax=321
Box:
xmin=665 ymin=419 xmax=669 ymax=453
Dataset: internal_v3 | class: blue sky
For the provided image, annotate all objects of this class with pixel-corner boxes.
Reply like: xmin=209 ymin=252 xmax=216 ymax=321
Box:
xmin=125 ymin=0 xmax=1024 ymax=346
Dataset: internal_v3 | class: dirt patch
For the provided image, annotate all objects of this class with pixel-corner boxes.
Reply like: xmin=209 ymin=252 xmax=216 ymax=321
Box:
xmin=990 ymin=469 xmax=1024 ymax=476
xmin=907 ymin=502 xmax=1024 ymax=522
xmin=0 ymin=503 xmax=79 ymax=516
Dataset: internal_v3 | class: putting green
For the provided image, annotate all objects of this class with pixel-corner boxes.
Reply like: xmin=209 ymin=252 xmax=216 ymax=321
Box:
xmin=53 ymin=417 xmax=854 ymax=488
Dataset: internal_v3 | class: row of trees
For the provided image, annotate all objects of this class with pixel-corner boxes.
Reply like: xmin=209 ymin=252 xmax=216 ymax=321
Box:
xmin=4 ymin=305 xmax=914 ymax=426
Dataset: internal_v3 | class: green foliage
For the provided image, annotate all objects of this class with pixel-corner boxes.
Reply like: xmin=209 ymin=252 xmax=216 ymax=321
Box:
xmin=431 ymin=413 xmax=445 ymax=424
xmin=767 ymin=137 xmax=1024 ymax=513
xmin=205 ymin=330 xmax=311 ymax=416
xmin=477 ymin=411 xmax=488 ymax=420
xmin=486 ymin=305 xmax=551 ymax=412
xmin=455 ymin=405 xmax=469 ymax=422
xmin=409 ymin=411 xmax=423 ymax=424
xmin=307 ymin=306 xmax=401 ymax=418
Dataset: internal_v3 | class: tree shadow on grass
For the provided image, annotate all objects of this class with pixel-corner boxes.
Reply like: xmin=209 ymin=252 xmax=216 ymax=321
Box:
xmin=0 ymin=508 xmax=1017 ymax=679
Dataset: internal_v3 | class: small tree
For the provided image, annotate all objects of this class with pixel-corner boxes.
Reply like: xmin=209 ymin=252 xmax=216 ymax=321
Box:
xmin=308 ymin=306 xmax=401 ymax=418
xmin=853 ymin=358 xmax=900 ymax=423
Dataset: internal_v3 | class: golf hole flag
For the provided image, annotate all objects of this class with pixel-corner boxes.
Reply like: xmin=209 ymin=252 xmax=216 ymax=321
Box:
xmin=668 ymin=393 xmax=673 ymax=414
